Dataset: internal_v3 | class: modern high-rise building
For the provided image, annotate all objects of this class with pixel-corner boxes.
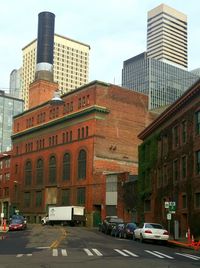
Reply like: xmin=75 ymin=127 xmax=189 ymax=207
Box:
xmin=122 ymin=4 xmax=198 ymax=109
xmin=22 ymin=34 xmax=90 ymax=109
xmin=0 ymin=91 xmax=24 ymax=152
xmin=9 ymin=68 xmax=22 ymax=99
xmin=147 ymin=4 xmax=187 ymax=69
xmin=122 ymin=52 xmax=199 ymax=109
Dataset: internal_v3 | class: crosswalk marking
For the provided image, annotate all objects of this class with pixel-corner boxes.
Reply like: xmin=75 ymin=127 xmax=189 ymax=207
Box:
xmin=16 ymin=254 xmax=23 ymax=258
xmin=114 ymin=249 xmax=129 ymax=256
xmin=153 ymin=251 xmax=174 ymax=259
xmin=52 ymin=249 xmax=58 ymax=257
xmin=84 ymin=248 xmax=93 ymax=256
xmin=61 ymin=249 xmax=67 ymax=256
xmin=175 ymin=253 xmax=200 ymax=261
xmin=122 ymin=249 xmax=139 ymax=257
xmin=92 ymin=248 xmax=103 ymax=256
xmin=145 ymin=250 xmax=164 ymax=258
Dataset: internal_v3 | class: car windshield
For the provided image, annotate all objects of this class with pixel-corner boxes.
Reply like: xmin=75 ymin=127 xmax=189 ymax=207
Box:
xmin=145 ymin=223 xmax=163 ymax=229
xmin=110 ymin=218 xmax=123 ymax=223
xmin=11 ymin=219 xmax=23 ymax=224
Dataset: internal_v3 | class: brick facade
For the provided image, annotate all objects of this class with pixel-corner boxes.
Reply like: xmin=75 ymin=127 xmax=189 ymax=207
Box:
xmin=10 ymin=80 xmax=153 ymax=226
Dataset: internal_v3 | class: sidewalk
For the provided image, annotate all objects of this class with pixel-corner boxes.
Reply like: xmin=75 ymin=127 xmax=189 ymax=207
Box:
xmin=168 ymin=236 xmax=200 ymax=251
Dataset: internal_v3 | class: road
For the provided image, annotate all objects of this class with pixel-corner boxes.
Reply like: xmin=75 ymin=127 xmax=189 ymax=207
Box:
xmin=0 ymin=224 xmax=199 ymax=268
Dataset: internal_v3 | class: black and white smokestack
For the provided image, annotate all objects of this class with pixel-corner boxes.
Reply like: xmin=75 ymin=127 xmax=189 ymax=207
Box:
xmin=35 ymin=11 xmax=55 ymax=82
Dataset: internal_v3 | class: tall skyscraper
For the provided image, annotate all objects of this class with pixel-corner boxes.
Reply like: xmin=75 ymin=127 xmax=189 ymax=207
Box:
xmin=147 ymin=4 xmax=187 ymax=69
xmin=0 ymin=91 xmax=24 ymax=152
xmin=22 ymin=34 xmax=90 ymax=109
xmin=122 ymin=4 xmax=198 ymax=109
xmin=9 ymin=68 xmax=22 ymax=99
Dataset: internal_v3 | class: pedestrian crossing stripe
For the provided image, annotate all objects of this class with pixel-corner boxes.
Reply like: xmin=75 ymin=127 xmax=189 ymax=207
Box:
xmin=15 ymin=249 xmax=200 ymax=261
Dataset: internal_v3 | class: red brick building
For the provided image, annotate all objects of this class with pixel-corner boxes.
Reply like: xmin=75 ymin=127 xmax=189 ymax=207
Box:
xmin=138 ymin=78 xmax=200 ymax=237
xmin=10 ymin=79 xmax=154 ymax=226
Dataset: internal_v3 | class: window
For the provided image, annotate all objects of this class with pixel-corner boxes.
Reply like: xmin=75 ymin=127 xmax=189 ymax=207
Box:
xmin=78 ymin=129 xmax=80 ymax=140
xmin=24 ymin=192 xmax=31 ymax=207
xmin=195 ymin=192 xmax=200 ymax=208
xmin=77 ymin=187 xmax=85 ymax=205
xmin=181 ymin=121 xmax=187 ymax=143
xmin=63 ymin=153 xmax=70 ymax=181
xmin=181 ymin=156 xmax=187 ymax=179
xmin=36 ymin=159 xmax=44 ymax=185
xmin=49 ymin=156 xmax=56 ymax=183
xmin=78 ymin=150 xmax=86 ymax=179
xmin=25 ymin=161 xmax=32 ymax=186
xmin=163 ymin=165 xmax=168 ymax=185
xmin=196 ymin=150 xmax=200 ymax=175
xmin=61 ymin=189 xmax=70 ymax=205
xmin=173 ymin=126 xmax=179 ymax=148
xmin=36 ymin=191 xmax=42 ymax=207
xmin=173 ymin=159 xmax=179 ymax=182
xmin=182 ymin=194 xmax=187 ymax=209
xmin=195 ymin=111 xmax=200 ymax=135
xmin=163 ymin=135 xmax=168 ymax=156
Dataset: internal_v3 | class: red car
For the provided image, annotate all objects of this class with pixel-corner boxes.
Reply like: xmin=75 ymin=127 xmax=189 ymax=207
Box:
xmin=9 ymin=216 xmax=27 ymax=231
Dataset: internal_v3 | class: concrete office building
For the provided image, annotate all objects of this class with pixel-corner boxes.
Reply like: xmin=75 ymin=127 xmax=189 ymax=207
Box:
xmin=122 ymin=52 xmax=199 ymax=110
xmin=0 ymin=91 xmax=24 ymax=152
xmin=147 ymin=4 xmax=187 ymax=69
xmin=22 ymin=34 xmax=90 ymax=109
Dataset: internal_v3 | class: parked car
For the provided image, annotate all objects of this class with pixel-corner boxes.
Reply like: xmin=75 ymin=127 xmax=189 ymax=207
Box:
xmin=101 ymin=216 xmax=124 ymax=235
xmin=133 ymin=222 xmax=169 ymax=243
xmin=9 ymin=215 xmax=27 ymax=231
xmin=119 ymin=222 xmax=138 ymax=239
xmin=111 ymin=223 xmax=125 ymax=237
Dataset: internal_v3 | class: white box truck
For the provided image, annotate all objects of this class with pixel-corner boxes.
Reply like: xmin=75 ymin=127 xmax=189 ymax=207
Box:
xmin=41 ymin=206 xmax=86 ymax=226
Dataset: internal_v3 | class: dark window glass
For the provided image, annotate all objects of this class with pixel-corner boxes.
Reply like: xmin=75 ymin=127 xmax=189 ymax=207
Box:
xmin=36 ymin=159 xmax=44 ymax=185
xmin=61 ymin=189 xmax=70 ymax=205
xmin=181 ymin=156 xmax=187 ymax=179
xmin=182 ymin=121 xmax=187 ymax=143
xmin=182 ymin=194 xmax=187 ymax=208
xmin=196 ymin=150 xmax=200 ymax=175
xmin=24 ymin=192 xmax=31 ymax=207
xmin=49 ymin=156 xmax=56 ymax=183
xmin=25 ymin=161 xmax=32 ymax=186
xmin=195 ymin=111 xmax=200 ymax=135
xmin=63 ymin=153 xmax=70 ymax=181
xmin=78 ymin=150 xmax=86 ymax=179
xmin=77 ymin=187 xmax=85 ymax=205
xmin=36 ymin=191 xmax=42 ymax=207
xmin=195 ymin=192 xmax=200 ymax=208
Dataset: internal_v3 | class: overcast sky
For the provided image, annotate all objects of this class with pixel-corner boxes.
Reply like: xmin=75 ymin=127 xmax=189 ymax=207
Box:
xmin=1 ymin=0 xmax=200 ymax=90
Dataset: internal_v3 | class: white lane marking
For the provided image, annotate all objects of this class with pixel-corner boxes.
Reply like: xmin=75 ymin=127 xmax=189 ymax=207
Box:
xmin=153 ymin=251 xmax=174 ymax=259
xmin=114 ymin=249 xmax=129 ymax=256
xmin=16 ymin=254 xmax=23 ymax=258
xmin=61 ymin=249 xmax=67 ymax=256
xmin=175 ymin=253 xmax=200 ymax=260
xmin=123 ymin=249 xmax=139 ymax=257
xmin=145 ymin=250 xmax=164 ymax=258
xmin=27 ymin=254 xmax=32 ymax=257
xmin=92 ymin=248 xmax=103 ymax=256
xmin=52 ymin=248 xmax=58 ymax=257
xmin=84 ymin=248 xmax=93 ymax=256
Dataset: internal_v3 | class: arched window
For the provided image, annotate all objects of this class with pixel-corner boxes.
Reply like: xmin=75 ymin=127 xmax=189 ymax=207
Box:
xmin=36 ymin=159 xmax=44 ymax=185
xmin=63 ymin=153 xmax=71 ymax=181
xmin=49 ymin=155 xmax=56 ymax=183
xmin=78 ymin=149 xmax=86 ymax=179
xmin=25 ymin=160 xmax=32 ymax=186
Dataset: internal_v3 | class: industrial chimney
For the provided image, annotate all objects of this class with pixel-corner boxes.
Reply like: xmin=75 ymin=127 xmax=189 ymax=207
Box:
xmin=35 ymin=11 xmax=55 ymax=82
xmin=29 ymin=11 xmax=61 ymax=109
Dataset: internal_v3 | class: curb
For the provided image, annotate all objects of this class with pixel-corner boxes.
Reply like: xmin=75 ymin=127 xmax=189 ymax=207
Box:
xmin=168 ymin=240 xmax=199 ymax=250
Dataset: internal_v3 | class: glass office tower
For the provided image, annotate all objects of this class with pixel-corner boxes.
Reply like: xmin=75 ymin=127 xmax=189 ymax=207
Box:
xmin=122 ymin=52 xmax=199 ymax=110
xmin=0 ymin=91 xmax=24 ymax=152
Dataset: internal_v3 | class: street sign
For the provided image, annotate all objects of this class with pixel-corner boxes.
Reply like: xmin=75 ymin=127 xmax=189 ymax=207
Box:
xmin=165 ymin=202 xmax=169 ymax=208
xmin=169 ymin=201 xmax=176 ymax=213
xmin=167 ymin=213 xmax=172 ymax=220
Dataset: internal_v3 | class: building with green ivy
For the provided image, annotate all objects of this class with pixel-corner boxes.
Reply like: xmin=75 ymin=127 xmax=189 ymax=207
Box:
xmin=138 ymin=78 xmax=200 ymax=238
